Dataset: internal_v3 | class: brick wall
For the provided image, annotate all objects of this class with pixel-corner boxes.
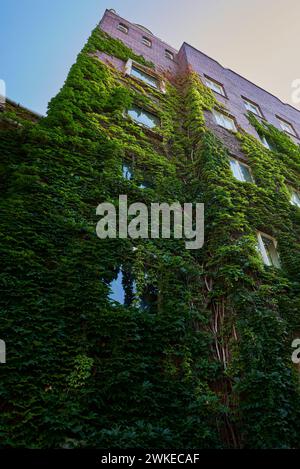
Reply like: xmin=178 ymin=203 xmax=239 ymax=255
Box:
xmin=99 ymin=9 xmax=300 ymax=151
xmin=99 ymin=9 xmax=178 ymax=78
xmin=180 ymin=43 xmax=300 ymax=142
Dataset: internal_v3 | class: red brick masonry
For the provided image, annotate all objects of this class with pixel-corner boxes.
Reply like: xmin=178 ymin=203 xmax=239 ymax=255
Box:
xmin=99 ymin=9 xmax=300 ymax=158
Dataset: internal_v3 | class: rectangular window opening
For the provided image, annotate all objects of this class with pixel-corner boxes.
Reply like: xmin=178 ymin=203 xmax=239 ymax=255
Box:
xmin=257 ymin=232 xmax=280 ymax=268
xmin=127 ymin=105 xmax=160 ymax=129
xmin=117 ymin=23 xmax=129 ymax=34
xmin=229 ymin=157 xmax=254 ymax=183
xmin=122 ymin=163 xmax=133 ymax=181
xmin=142 ymin=36 xmax=152 ymax=47
xmin=259 ymin=135 xmax=272 ymax=150
xmin=289 ymin=188 xmax=300 ymax=208
xmin=108 ymin=268 xmax=137 ymax=306
xmin=277 ymin=117 xmax=297 ymax=137
xmin=165 ymin=49 xmax=174 ymax=61
xmin=205 ymin=77 xmax=226 ymax=97
xmin=243 ymin=98 xmax=263 ymax=117
xmin=213 ymin=110 xmax=237 ymax=132
xmin=130 ymin=65 xmax=159 ymax=89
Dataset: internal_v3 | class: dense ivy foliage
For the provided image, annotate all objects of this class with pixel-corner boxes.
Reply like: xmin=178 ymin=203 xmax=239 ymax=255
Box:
xmin=0 ymin=27 xmax=299 ymax=449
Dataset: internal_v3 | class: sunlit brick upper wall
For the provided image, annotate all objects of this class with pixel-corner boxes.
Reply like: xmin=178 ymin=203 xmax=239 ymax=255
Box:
xmin=99 ymin=9 xmax=300 ymax=145
xmin=99 ymin=9 xmax=178 ymax=77
xmin=179 ymin=43 xmax=300 ymax=142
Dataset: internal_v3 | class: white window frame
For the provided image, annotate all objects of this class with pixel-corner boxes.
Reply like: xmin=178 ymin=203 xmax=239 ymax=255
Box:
xmin=165 ymin=49 xmax=174 ymax=61
xmin=257 ymin=232 xmax=280 ymax=268
xmin=117 ymin=23 xmax=129 ymax=34
xmin=205 ymin=77 xmax=226 ymax=97
xmin=124 ymin=59 xmax=166 ymax=93
xmin=277 ymin=117 xmax=296 ymax=136
xmin=213 ymin=110 xmax=237 ymax=132
xmin=229 ymin=157 xmax=254 ymax=183
xmin=243 ymin=98 xmax=262 ymax=117
xmin=142 ymin=36 xmax=152 ymax=47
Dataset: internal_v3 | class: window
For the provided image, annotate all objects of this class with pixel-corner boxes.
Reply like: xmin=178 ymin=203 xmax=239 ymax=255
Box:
xmin=127 ymin=106 xmax=160 ymax=129
xmin=259 ymin=135 xmax=271 ymax=150
xmin=243 ymin=98 xmax=263 ymax=117
xmin=109 ymin=268 xmax=137 ymax=306
xmin=142 ymin=36 xmax=152 ymax=47
xmin=117 ymin=23 xmax=129 ymax=34
xmin=109 ymin=268 xmax=157 ymax=310
xmin=257 ymin=232 xmax=280 ymax=268
xmin=109 ymin=270 xmax=125 ymax=304
xmin=122 ymin=163 xmax=133 ymax=180
xmin=165 ymin=49 xmax=174 ymax=61
xmin=122 ymin=163 xmax=150 ymax=188
xmin=290 ymin=189 xmax=300 ymax=208
xmin=130 ymin=65 xmax=159 ymax=89
xmin=205 ymin=77 xmax=226 ymax=97
xmin=213 ymin=110 xmax=237 ymax=131
xmin=125 ymin=60 xmax=165 ymax=92
xmin=277 ymin=117 xmax=296 ymax=136
xmin=229 ymin=157 xmax=254 ymax=183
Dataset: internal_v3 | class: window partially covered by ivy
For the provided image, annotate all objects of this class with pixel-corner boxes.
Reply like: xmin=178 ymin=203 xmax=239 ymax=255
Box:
xmin=122 ymin=161 xmax=152 ymax=188
xmin=109 ymin=267 xmax=137 ymax=307
xmin=109 ymin=267 xmax=157 ymax=311
xmin=127 ymin=106 xmax=160 ymax=129
xmin=131 ymin=66 xmax=158 ymax=89
xmin=257 ymin=232 xmax=280 ymax=268
xmin=122 ymin=163 xmax=133 ymax=180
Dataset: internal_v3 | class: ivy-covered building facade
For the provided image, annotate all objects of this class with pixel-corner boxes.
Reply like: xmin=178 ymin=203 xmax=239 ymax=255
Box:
xmin=1 ymin=8 xmax=300 ymax=448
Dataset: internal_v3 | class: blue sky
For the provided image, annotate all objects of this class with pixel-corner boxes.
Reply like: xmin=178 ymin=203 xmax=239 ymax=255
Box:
xmin=1 ymin=0 xmax=300 ymax=115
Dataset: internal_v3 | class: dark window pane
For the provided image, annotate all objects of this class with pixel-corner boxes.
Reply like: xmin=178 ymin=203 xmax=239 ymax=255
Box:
xmin=140 ymin=284 xmax=158 ymax=311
